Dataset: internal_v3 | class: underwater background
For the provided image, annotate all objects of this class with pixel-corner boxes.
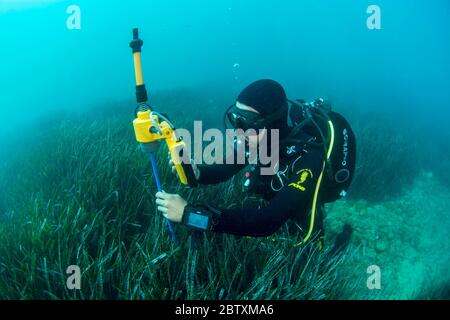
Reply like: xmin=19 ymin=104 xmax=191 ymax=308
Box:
xmin=0 ymin=0 xmax=449 ymax=299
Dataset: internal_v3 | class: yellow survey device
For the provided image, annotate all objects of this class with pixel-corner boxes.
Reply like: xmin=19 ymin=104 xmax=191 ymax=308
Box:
xmin=132 ymin=110 xmax=192 ymax=185
xmin=130 ymin=28 xmax=197 ymax=187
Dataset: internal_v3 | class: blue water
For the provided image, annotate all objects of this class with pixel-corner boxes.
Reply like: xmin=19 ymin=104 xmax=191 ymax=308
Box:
xmin=0 ymin=0 xmax=449 ymax=137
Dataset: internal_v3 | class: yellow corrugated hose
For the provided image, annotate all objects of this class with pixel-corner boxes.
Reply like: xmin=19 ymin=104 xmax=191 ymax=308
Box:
xmin=294 ymin=120 xmax=335 ymax=247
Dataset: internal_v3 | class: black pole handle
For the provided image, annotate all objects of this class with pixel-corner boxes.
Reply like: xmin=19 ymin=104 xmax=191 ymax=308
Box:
xmin=133 ymin=28 xmax=139 ymax=40
xmin=130 ymin=28 xmax=144 ymax=53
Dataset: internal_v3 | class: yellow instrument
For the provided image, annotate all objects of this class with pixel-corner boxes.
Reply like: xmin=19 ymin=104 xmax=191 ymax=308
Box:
xmin=130 ymin=28 xmax=197 ymax=187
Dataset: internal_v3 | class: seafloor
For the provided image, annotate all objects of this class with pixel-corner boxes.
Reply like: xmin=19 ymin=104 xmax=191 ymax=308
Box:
xmin=325 ymin=171 xmax=450 ymax=299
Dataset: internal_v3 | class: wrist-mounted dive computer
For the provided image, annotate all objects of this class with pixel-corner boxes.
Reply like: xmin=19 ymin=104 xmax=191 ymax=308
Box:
xmin=182 ymin=205 xmax=222 ymax=231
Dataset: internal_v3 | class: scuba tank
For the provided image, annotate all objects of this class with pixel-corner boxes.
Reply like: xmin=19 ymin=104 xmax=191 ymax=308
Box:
xmin=321 ymin=110 xmax=356 ymax=202
xmin=287 ymin=98 xmax=356 ymax=203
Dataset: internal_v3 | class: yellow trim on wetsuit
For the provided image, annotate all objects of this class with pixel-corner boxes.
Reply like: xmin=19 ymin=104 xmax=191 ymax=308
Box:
xmin=294 ymin=120 xmax=335 ymax=247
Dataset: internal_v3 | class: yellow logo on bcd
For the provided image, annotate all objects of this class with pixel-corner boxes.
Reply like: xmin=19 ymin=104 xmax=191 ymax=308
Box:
xmin=289 ymin=169 xmax=313 ymax=192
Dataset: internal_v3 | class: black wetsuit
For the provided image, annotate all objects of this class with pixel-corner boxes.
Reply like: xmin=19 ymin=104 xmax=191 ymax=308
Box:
xmin=197 ymin=132 xmax=324 ymax=237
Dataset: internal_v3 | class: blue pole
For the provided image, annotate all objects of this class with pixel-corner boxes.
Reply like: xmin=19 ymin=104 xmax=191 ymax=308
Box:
xmin=149 ymin=152 xmax=176 ymax=242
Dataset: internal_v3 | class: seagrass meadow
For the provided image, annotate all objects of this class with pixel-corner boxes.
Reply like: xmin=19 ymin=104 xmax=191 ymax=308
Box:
xmin=1 ymin=0 xmax=450 ymax=301
xmin=0 ymin=90 xmax=449 ymax=299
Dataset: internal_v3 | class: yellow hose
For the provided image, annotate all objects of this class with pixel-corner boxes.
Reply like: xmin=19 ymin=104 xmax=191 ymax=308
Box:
xmin=294 ymin=120 xmax=335 ymax=247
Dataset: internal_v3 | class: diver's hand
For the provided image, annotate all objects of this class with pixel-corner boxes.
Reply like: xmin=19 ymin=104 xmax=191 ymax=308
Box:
xmin=155 ymin=192 xmax=187 ymax=223
xmin=168 ymin=152 xmax=200 ymax=180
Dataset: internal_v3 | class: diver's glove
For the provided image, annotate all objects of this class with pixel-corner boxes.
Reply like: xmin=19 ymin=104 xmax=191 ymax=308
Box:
xmin=182 ymin=205 xmax=222 ymax=232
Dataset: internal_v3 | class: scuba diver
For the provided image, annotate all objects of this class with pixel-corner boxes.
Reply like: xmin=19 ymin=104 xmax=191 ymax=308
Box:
xmin=155 ymin=79 xmax=356 ymax=246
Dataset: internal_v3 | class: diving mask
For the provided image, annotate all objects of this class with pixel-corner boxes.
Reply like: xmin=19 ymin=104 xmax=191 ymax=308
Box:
xmin=224 ymin=103 xmax=286 ymax=131
xmin=226 ymin=104 xmax=264 ymax=131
